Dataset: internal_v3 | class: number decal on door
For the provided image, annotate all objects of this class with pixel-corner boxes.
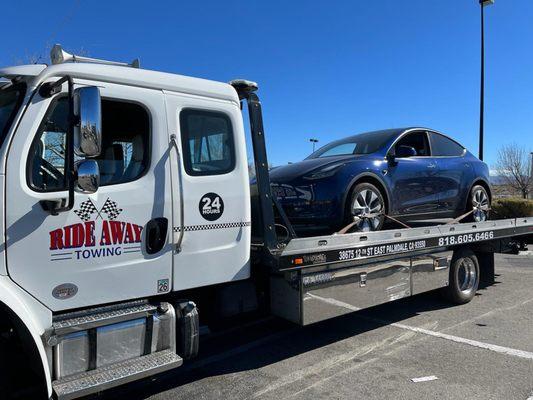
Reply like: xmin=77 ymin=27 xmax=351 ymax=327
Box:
xmin=199 ymin=193 xmax=225 ymax=221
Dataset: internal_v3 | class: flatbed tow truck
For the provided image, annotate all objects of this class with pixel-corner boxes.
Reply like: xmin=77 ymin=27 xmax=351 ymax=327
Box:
xmin=0 ymin=47 xmax=531 ymax=400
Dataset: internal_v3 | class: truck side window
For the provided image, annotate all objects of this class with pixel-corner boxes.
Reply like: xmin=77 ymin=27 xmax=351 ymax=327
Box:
xmin=180 ymin=109 xmax=235 ymax=176
xmin=28 ymin=97 xmax=150 ymax=191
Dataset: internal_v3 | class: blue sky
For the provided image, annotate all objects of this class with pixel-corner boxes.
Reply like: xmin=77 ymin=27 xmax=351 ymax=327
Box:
xmin=2 ymin=0 xmax=532 ymax=168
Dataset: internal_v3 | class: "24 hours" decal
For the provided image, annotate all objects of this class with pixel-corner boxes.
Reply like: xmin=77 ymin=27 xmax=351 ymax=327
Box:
xmin=199 ymin=193 xmax=224 ymax=221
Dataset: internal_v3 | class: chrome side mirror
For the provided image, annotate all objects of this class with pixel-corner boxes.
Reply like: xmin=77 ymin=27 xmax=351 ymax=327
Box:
xmin=75 ymin=160 xmax=100 ymax=194
xmin=74 ymin=86 xmax=102 ymax=157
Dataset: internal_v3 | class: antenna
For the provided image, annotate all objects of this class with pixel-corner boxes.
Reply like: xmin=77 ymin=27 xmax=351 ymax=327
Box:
xmin=50 ymin=44 xmax=140 ymax=68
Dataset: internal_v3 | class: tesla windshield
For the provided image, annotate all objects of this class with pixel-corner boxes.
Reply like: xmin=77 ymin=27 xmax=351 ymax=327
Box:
xmin=0 ymin=82 xmax=25 ymax=146
xmin=307 ymin=129 xmax=400 ymax=159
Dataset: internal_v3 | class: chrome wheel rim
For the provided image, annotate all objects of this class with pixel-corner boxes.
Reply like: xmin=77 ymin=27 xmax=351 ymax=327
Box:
xmin=352 ymin=188 xmax=383 ymax=232
xmin=457 ymin=257 xmax=477 ymax=292
xmin=472 ymin=188 xmax=489 ymax=222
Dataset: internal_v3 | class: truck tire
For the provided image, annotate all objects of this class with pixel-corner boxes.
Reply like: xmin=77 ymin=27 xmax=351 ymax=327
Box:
xmin=0 ymin=336 xmax=15 ymax=399
xmin=442 ymin=249 xmax=480 ymax=304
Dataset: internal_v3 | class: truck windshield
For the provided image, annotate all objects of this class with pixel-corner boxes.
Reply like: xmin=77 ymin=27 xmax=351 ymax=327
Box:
xmin=0 ymin=82 xmax=26 ymax=146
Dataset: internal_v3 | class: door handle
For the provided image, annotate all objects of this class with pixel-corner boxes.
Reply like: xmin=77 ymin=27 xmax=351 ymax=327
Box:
xmin=145 ymin=217 xmax=168 ymax=255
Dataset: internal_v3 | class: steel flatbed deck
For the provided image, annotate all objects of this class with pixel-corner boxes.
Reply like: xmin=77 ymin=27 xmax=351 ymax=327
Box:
xmin=277 ymin=217 xmax=533 ymax=271
xmin=265 ymin=217 xmax=533 ymax=326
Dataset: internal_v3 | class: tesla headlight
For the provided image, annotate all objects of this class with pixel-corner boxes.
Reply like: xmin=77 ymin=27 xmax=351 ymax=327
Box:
xmin=303 ymin=162 xmax=345 ymax=180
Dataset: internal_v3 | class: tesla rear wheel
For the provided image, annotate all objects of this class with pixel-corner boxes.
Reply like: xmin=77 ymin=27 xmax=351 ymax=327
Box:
xmin=468 ymin=185 xmax=490 ymax=222
xmin=349 ymin=183 xmax=385 ymax=232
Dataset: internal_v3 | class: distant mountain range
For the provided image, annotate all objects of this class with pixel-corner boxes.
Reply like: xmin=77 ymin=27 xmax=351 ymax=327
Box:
xmin=490 ymin=175 xmax=508 ymax=185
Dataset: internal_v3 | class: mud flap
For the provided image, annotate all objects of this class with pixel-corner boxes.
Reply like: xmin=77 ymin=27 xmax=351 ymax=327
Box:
xmin=176 ymin=302 xmax=199 ymax=360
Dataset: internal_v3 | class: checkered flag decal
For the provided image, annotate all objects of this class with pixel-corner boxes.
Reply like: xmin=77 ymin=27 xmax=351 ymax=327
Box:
xmin=100 ymin=198 xmax=123 ymax=221
xmin=74 ymin=200 xmax=99 ymax=222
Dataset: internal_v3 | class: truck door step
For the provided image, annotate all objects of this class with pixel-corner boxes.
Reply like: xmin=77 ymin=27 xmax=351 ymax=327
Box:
xmin=52 ymin=300 xmax=158 ymax=335
xmin=52 ymin=349 xmax=182 ymax=400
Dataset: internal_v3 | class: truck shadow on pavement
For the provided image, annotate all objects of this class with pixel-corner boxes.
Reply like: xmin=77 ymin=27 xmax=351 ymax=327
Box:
xmin=89 ymin=278 xmax=500 ymax=400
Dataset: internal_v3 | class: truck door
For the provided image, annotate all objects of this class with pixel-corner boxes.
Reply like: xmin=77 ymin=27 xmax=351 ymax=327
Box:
xmin=164 ymin=92 xmax=251 ymax=291
xmin=5 ymin=80 xmax=174 ymax=310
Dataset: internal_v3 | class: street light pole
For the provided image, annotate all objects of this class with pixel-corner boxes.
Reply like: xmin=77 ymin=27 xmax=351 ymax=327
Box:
xmin=530 ymin=152 xmax=533 ymax=199
xmin=478 ymin=0 xmax=494 ymax=161
xmin=309 ymin=138 xmax=319 ymax=152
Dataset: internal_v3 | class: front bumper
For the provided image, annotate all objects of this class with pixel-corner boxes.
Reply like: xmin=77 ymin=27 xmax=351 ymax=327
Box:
xmin=271 ymin=181 xmax=344 ymax=230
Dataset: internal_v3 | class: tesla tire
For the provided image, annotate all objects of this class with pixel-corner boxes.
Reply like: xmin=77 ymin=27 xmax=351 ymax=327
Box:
xmin=467 ymin=185 xmax=490 ymax=222
xmin=347 ymin=182 xmax=385 ymax=232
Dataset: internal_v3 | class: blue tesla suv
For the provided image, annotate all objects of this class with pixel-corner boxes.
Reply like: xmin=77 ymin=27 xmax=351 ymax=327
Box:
xmin=269 ymin=128 xmax=491 ymax=233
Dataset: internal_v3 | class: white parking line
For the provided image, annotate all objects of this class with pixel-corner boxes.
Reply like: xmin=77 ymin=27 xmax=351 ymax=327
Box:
xmin=307 ymin=293 xmax=533 ymax=361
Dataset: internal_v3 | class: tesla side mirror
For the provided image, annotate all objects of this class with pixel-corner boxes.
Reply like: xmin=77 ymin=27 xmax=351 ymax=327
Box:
xmin=73 ymin=86 xmax=102 ymax=157
xmin=396 ymin=145 xmax=417 ymax=158
xmin=75 ymin=159 xmax=100 ymax=194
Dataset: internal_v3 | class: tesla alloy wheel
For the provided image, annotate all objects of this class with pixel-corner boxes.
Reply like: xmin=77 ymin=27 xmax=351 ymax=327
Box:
xmin=349 ymin=183 xmax=385 ymax=232
xmin=469 ymin=185 xmax=490 ymax=222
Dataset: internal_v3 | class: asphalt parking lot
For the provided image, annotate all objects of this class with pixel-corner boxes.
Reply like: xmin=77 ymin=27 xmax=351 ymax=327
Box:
xmin=93 ymin=253 xmax=533 ymax=400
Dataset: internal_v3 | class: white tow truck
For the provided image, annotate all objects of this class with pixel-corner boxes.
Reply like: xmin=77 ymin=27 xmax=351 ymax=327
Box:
xmin=0 ymin=46 xmax=531 ymax=400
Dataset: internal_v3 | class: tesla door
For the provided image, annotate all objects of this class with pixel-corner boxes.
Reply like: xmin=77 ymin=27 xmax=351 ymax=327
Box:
xmin=428 ymin=131 xmax=473 ymax=213
xmin=387 ymin=130 xmax=440 ymax=216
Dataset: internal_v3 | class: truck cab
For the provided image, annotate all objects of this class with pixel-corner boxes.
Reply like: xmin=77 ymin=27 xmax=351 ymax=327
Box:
xmin=1 ymin=56 xmax=252 ymax=308
xmin=0 ymin=47 xmax=254 ymax=399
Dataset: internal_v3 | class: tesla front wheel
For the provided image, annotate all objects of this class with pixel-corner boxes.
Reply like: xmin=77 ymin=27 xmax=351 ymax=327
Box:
xmin=349 ymin=183 xmax=385 ymax=232
xmin=468 ymin=185 xmax=490 ymax=222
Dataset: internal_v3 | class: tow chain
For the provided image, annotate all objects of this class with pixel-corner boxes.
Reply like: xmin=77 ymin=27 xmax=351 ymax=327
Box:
xmin=336 ymin=212 xmax=410 ymax=235
xmin=337 ymin=206 xmax=492 ymax=235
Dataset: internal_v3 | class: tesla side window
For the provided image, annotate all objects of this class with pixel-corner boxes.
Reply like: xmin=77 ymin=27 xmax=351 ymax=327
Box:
xmin=394 ymin=131 xmax=430 ymax=157
xmin=430 ymin=132 xmax=465 ymax=157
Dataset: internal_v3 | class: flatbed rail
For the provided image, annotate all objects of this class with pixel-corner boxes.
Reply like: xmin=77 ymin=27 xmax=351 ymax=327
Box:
xmin=277 ymin=217 xmax=533 ymax=271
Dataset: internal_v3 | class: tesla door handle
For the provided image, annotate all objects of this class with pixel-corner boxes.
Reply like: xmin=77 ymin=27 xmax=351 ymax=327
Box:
xmin=145 ymin=217 xmax=168 ymax=255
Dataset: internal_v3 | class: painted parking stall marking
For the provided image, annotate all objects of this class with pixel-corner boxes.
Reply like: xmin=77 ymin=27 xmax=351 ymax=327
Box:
xmin=308 ymin=293 xmax=533 ymax=361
